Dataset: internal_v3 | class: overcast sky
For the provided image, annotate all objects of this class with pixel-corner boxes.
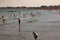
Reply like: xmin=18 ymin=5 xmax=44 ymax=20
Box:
xmin=0 ymin=0 xmax=60 ymax=7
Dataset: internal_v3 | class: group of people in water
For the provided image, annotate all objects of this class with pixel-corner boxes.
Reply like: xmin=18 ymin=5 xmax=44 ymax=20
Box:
xmin=0 ymin=12 xmax=41 ymax=30
xmin=1 ymin=15 xmax=38 ymax=40
xmin=1 ymin=14 xmax=21 ymax=29
xmin=0 ymin=12 xmax=40 ymax=40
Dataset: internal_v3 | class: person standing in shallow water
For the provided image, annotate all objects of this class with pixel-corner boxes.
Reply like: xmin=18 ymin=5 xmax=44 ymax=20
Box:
xmin=18 ymin=17 xmax=21 ymax=32
xmin=13 ymin=14 xmax=16 ymax=18
xmin=33 ymin=32 xmax=38 ymax=40
xmin=2 ymin=16 xmax=5 ymax=24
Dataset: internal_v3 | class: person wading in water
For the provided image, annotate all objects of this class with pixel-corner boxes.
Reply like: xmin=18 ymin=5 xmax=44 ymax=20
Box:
xmin=2 ymin=16 xmax=5 ymax=24
xmin=33 ymin=32 xmax=38 ymax=40
xmin=18 ymin=17 xmax=21 ymax=32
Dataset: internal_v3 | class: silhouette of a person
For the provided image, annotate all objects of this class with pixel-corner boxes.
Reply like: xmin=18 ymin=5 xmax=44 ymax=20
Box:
xmin=18 ymin=17 xmax=21 ymax=31
xmin=2 ymin=16 xmax=5 ymax=24
xmin=33 ymin=32 xmax=38 ymax=40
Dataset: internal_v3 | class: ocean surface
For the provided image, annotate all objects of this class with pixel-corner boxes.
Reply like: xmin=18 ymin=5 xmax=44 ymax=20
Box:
xmin=0 ymin=9 xmax=60 ymax=40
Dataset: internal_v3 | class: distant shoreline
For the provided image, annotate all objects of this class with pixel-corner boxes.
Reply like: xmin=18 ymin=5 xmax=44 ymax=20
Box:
xmin=0 ymin=6 xmax=60 ymax=10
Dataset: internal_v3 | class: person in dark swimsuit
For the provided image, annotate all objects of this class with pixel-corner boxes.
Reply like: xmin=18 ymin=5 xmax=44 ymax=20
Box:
xmin=18 ymin=17 xmax=21 ymax=31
